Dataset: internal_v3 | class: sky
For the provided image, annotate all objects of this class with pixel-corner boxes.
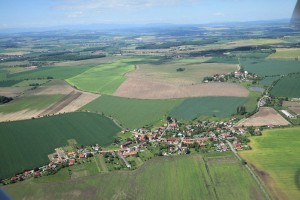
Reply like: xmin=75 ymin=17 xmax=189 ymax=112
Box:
xmin=0 ymin=0 xmax=297 ymax=29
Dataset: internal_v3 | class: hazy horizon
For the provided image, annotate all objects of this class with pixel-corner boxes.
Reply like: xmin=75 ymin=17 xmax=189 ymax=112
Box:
xmin=0 ymin=0 xmax=297 ymax=30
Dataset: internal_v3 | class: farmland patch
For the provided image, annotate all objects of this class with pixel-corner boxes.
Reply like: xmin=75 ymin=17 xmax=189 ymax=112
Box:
xmin=82 ymin=95 xmax=182 ymax=129
xmin=237 ymin=107 xmax=290 ymax=127
xmin=170 ymin=96 xmax=248 ymax=120
xmin=240 ymin=127 xmax=300 ymax=200
xmin=270 ymin=74 xmax=300 ymax=98
xmin=4 ymin=154 xmax=263 ymax=200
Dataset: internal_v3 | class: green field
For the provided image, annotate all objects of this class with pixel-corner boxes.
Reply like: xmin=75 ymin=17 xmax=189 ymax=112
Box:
xmin=242 ymin=60 xmax=300 ymax=76
xmin=0 ymin=95 xmax=63 ymax=113
xmin=1 ymin=65 xmax=92 ymax=81
xmin=82 ymin=95 xmax=183 ymax=129
xmin=67 ymin=59 xmax=138 ymax=94
xmin=170 ymin=97 xmax=248 ymax=120
xmin=0 ymin=112 xmax=121 ymax=179
xmin=240 ymin=127 xmax=300 ymax=200
xmin=259 ymin=76 xmax=280 ymax=86
xmin=3 ymin=154 xmax=263 ymax=200
xmin=270 ymin=74 xmax=300 ymax=98
xmin=268 ymin=48 xmax=300 ymax=59
xmin=0 ymin=80 xmax=22 ymax=87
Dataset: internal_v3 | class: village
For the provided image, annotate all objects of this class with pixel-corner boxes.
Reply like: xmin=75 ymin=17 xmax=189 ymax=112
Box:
xmin=1 ymin=117 xmax=262 ymax=186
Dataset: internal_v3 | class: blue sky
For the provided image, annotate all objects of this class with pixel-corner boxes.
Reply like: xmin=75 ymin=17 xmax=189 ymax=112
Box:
xmin=0 ymin=0 xmax=297 ymax=29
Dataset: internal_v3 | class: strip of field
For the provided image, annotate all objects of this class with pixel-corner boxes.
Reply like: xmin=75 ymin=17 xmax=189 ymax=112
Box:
xmin=170 ymin=96 xmax=248 ymax=120
xmin=283 ymin=101 xmax=300 ymax=114
xmin=270 ymin=74 xmax=300 ymax=98
xmin=237 ymin=107 xmax=290 ymax=127
xmin=0 ymin=112 xmax=121 ymax=180
xmin=67 ymin=59 xmax=139 ymax=94
xmin=240 ymin=127 xmax=300 ymax=200
xmin=4 ymin=154 xmax=264 ymax=200
xmin=0 ymin=87 xmax=29 ymax=97
xmin=268 ymin=48 xmax=300 ymax=59
xmin=82 ymin=95 xmax=183 ymax=129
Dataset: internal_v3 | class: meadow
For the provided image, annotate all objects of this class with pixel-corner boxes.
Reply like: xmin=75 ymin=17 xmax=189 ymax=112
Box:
xmin=67 ymin=59 xmax=139 ymax=94
xmin=240 ymin=127 xmax=300 ymax=200
xmin=0 ymin=112 xmax=121 ymax=179
xmin=82 ymin=95 xmax=182 ymax=129
xmin=4 ymin=154 xmax=263 ymax=200
xmin=169 ymin=96 xmax=248 ymax=120
xmin=242 ymin=60 xmax=300 ymax=76
xmin=270 ymin=74 xmax=300 ymax=98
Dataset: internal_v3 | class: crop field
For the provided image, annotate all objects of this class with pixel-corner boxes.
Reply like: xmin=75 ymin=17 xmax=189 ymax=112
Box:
xmin=270 ymin=74 xmax=300 ymax=98
xmin=82 ymin=95 xmax=182 ymax=129
xmin=237 ymin=107 xmax=290 ymax=127
xmin=0 ymin=80 xmax=22 ymax=87
xmin=240 ymin=127 xmax=300 ymax=200
xmin=242 ymin=60 xmax=300 ymax=76
xmin=4 ymin=154 xmax=263 ymax=200
xmin=268 ymin=48 xmax=300 ymax=59
xmin=0 ymin=112 xmax=121 ymax=179
xmin=67 ymin=59 xmax=139 ymax=94
xmin=170 ymin=96 xmax=248 ymax=120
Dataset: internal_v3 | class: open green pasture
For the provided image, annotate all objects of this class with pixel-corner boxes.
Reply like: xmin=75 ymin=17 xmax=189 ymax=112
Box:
xmin=270 ymin=74 xmax=300 ymax=98
xmin=0 ymin=112 xmax=121 ymax=179
xmin=4 ymin=154 xmax=263 ymax=200
xmin=0 ymin=95 xmax=63 ymax=113
xmin=242 ymin=60 xmax=300 ymax=76
xmin=240 ymin=127 xmax=300 ymax=200
xmin=67 ymin=59 xmax=141 ymax=94
xmin=82 ymin=95 xmax=182 ymax=129
xmin=170 ymin=96 xmax=248 ymax=120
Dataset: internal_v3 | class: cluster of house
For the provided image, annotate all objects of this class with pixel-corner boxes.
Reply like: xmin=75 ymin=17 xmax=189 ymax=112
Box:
xmin=2 ymin=144 xmax=103 ymax=185
xmin=116 ymin=119 xmax=251 ymax=160
xmin=203 ymin=70 xmax=258 ymax=83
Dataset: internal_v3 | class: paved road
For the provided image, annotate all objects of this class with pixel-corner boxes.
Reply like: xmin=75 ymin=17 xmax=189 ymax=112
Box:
xmin=226 ymin=140 xmax=271 ymax=200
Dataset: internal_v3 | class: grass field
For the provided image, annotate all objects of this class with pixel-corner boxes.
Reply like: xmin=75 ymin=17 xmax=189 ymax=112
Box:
xmin=82 ymin=95 xmax=182 ymax=129
xmin=268 ymin=48 xmax=300 ymax=59
xmin=13 ymin=79 xmax=49 ymax=87
xmin=270 ymin=74 xmax=300 ymax=98
xmin=169 ymin=96 xmax=248 ymax=120
xmin=0 ymin=80 xmax=22 ymax=87
xmin=0 ymin=112 xmax=121 ymax=179
xmin=1 ymin=65 xmax=92 ymax=81
xmin=0 ymin=95 xmax=64 ymax=113
xmin=67 ymin=59 xmax=138 ymax=94
xmin=240 ymin=127 xmax=300 ymax=200
xmin=242 ymin=60 xmax=300 ymax=76
xmin=259 ymin=76 xmax=280 ymax=87
xmin=3 ymin=154 xmax=263 ymax=200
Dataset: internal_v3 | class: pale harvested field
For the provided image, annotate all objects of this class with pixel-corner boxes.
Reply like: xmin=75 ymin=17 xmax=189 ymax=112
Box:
xmin=114 ymin=79 xmax=248 ymax=99
xmin=114 ymin=63 xmax=247 ymax=99
xmin=0 ymin=80 xmax=99 ymax=122
xmin=282 ymin=101 xmax=300 ymax=107
xmin=237 ymin=107 xmax=290 ymax=127
xmin=0 ymin=87 xmax=29 ymax=97
xmin=0 ymin=110 xmax=43 ymax=122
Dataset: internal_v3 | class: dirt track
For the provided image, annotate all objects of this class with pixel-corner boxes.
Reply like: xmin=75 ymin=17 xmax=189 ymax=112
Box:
xmin=38 ymin=91 xmax=82 ymax=116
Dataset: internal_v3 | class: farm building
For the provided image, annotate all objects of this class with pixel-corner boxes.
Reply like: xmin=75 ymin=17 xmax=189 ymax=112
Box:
xmin=281 ymin=110 xmax=296 ymax=118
